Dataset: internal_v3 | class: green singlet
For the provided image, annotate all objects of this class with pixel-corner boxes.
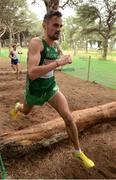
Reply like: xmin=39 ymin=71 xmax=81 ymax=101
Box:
xmin=24 ymin=39 xmax=59 ymax=106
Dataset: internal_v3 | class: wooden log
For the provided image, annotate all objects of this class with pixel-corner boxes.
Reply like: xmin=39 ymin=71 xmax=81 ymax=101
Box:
xmin=0 ymin=70 xmax=27 ymax=75
xmin=0 ymin=102 xmax=116 ymax=156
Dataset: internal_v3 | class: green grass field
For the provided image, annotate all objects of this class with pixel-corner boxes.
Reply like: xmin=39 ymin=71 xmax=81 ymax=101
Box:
xmin=62 ymin=55 xmax=116 ymax=89
xmin=0 ymin=48 xmax=116 ymax=89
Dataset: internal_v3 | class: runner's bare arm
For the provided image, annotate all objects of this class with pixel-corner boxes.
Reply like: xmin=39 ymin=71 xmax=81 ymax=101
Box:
xmin=9 ymin=51 xmax=12 ymax=59
xmin=28 ymin=38 xmax=60 ymax=80
xmin=28 ymin=38 xmax=72 ymax=80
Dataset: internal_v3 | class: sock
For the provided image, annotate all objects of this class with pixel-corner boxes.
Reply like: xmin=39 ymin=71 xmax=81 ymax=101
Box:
xmin=15 ymin=102 xmax=20 ymax=111
xmin=75 ymin=148 xmax=82 ymax=154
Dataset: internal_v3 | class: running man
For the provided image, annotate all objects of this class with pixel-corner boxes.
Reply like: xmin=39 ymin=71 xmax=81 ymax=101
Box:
xmin=11 ymin=11 xmax=95 ymax=168
xmin=9 ymin=44 xmax=20 ymax=79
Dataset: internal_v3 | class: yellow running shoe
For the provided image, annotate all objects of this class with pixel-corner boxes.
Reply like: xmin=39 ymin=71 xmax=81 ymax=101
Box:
xmin=74 ymin=151 xmax=95 ymax=168
xmin=10 ymin=102 xmax=20 ymax=120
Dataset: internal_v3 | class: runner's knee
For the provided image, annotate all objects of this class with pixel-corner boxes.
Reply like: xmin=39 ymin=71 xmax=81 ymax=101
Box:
xmin=61 ymin=111 xmax=73 ymax=126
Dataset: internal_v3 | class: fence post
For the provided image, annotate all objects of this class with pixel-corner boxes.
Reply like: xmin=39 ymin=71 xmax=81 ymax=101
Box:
xmin=87 ymin=56 xmax=91 ymax=81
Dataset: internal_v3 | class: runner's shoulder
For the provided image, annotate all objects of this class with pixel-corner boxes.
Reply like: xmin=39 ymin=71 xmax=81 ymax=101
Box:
xmin=29 ymin=37 xmax=44 ymax=52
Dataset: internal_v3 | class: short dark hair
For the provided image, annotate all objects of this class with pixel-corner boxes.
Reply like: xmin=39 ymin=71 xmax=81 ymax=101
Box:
xmin=12 ymin=44 xmax=16 ymax=48
xmin=43 ymin=11 xmax=62 ymax=22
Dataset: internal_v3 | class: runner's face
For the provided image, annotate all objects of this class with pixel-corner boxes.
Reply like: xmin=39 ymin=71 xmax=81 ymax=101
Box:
xmin=45 ymin=16 xmax=63 ymax=40
xmin=13 ymin=46 xmax=16 ymax=50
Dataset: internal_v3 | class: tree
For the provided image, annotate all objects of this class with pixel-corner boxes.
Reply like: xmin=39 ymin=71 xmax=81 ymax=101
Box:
xmin=31 ymin=0 xmax=80 ymax=12
xmin=0 ymin=0 xmax=28 ymax=45
xmin=28 ymin=20 xmax=43 ymax=38
xmin=12 ymin=10 xmax=39 ymax=46
xmin=0 ymin=0 xmax=9 ymax=45
xmin=61 ymin=17 xmax=93 ymax=53
xmin=0 ymin=25 xmax=6 ymax=48
xmin=75 ymin=0 xmax=116 ymax=59
xmin=0 ymin=0 xmax=40 ymax=46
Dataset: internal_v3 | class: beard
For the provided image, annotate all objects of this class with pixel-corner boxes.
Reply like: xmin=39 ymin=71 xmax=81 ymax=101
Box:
xmin=48 ymin=32 xmax=60 ymax=40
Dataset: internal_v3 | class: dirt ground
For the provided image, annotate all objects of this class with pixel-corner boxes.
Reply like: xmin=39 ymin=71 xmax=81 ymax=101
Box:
xmin=0 ymin=58 xmax=116 ymax=179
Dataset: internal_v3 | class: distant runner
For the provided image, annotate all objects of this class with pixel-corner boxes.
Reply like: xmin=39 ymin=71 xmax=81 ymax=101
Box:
xmin=9 ymin=44 xmax=20 ymax=79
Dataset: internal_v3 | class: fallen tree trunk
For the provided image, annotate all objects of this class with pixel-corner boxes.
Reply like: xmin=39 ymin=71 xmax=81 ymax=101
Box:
xmin=0 ymin=102 xmax=116 ymax=156
xmin=0 ymin=70 xmax=27 ymax=75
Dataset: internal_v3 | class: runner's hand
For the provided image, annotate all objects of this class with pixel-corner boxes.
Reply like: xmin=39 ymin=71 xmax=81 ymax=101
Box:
xmin=57 ymin=55 xmax=72 ymax=66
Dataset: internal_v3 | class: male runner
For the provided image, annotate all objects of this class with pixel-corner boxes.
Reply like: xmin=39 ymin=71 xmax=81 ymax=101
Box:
xmin=9 ymin=44 xmax=20 ymax=79
xmin=11 ymin=11 xmax=95 ymax=168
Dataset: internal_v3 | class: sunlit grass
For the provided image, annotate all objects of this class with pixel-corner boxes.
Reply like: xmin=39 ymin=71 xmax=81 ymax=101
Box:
xmin=62 ymin=55 xmax=116 ymax=89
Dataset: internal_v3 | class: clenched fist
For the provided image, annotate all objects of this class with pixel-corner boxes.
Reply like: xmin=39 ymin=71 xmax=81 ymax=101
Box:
xmin=57 ymin=55 xmax=72 ymax=66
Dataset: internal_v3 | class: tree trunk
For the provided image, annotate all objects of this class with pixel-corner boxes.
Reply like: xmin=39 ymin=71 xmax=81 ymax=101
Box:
xmin=109 ymin=38 xmax=115 ymax=52
xmin=98 ymin=41 xmax=102 ymax=49
xmin=9 ymin=27 xmax=13 ymax=46
xmin=85 ymin=40 xmax=88 ymax=53
xmin=72 ymin=41 xmax=77 ymax=56
xmin=0 ymin=27 xmax=6 ymax=38
xmin=102 ymin=38 xmax=108 ymax=60
xmin=22 ymin=32 xmax=27 ymax=47
xmin=44 ymin=0 xmax=60 ymax=12
xmin=0 ymin=102 xmax=116 ymax=157
xmin=17 ymin=32 xmax=21 ymax=45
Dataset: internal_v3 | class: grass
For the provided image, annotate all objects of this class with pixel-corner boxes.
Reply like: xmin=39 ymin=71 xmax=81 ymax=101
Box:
xmin=0 ymin=47 xmax=116 ymax=89
xmin=62 ymin=55 xmax=116 ymax=89
xmin=0 ymin=47 xmax=28 ymax=63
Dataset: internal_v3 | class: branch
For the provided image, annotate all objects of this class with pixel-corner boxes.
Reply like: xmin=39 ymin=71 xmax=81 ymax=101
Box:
xmin=0 ymin=26 xmax=6 ymax=38
xmin=69 ymin=0 xmax=81 ymax=7
xmin=82 ymin=28 xmax=106 ymax=38
xmin=31 ymin=0 xmax=39 ymax=5
xmin=109 ymin=32 xmax=116 ymax=38
xmin=60 ymin=0 xmax=70 ymax=9
xmin=104 ymin=0 xmax=110 ymax=12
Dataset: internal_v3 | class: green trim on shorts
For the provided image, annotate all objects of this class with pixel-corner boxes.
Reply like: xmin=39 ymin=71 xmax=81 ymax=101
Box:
xmin=24 ymin=76 xmax=59 ymax=106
